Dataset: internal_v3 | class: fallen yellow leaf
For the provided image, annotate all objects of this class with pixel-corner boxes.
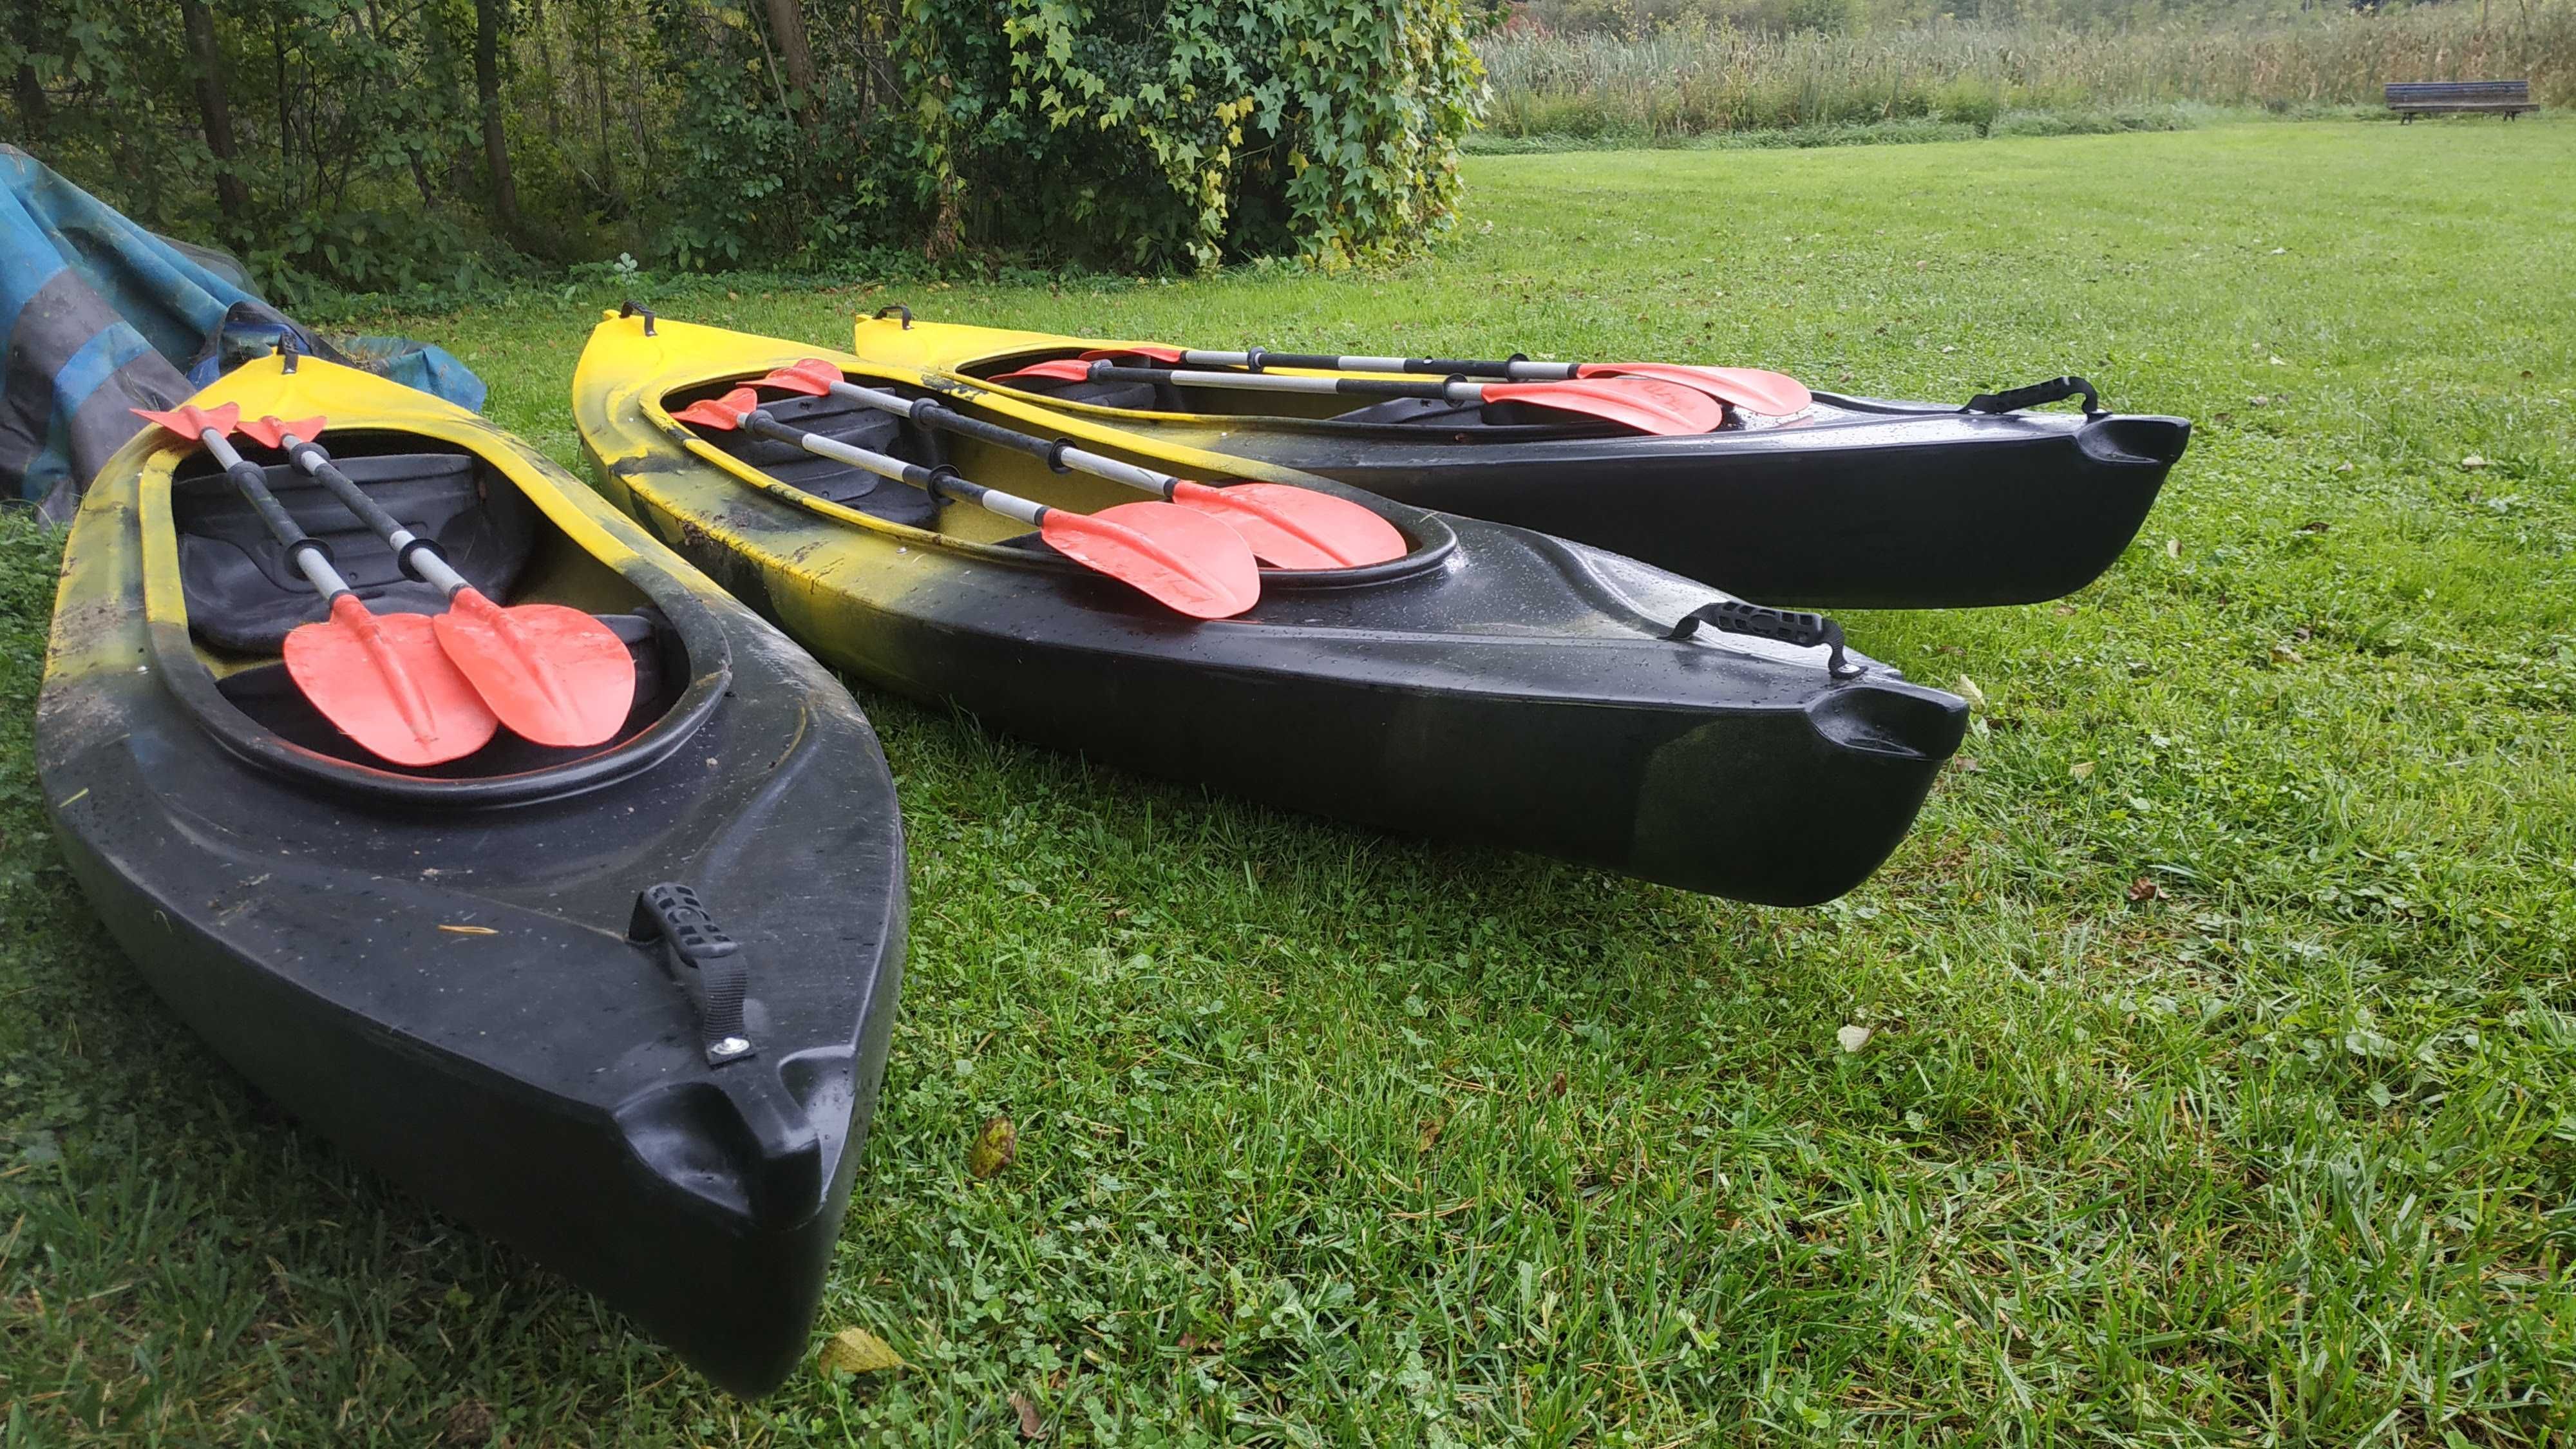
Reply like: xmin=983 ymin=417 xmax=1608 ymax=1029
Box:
xmin=817 ymin=1326 xmax=909 ymax=1376
xmin=969 ymin=1115 xmax=1017 ymax=1180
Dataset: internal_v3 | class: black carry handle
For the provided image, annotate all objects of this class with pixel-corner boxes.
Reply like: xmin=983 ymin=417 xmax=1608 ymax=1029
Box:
xmin=629 ymin=882 xmax=753 ymax=1065
xmin=872 ymin=304 xmax=913 ymax=328
xmin=1963 ymin=375 xmax=2102 ymax=418
xmin=618 ymin=299 xmax=657 ymax=336
xmin=1669 ymin=600 xmax=1858 ymax=680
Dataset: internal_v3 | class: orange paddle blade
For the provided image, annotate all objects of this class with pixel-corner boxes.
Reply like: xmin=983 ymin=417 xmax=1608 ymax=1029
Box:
xmin=133 ymin=402 xmax=241 ymax=439
xmin=235 ymin=413 xmax=328 ymax=449
xmin=1574 ymin=363 xmax=1812 ymax=417
xmin=1168 ymin=480 xmax=1406 ymax=570
xmin=1039 ymin=501 xmax=1260 ymax=619
xmin=1484 ymin=376 xmax=1725 ymax=436
xmin=990 ymin=358 xmax=1094 ymax=384
xmin=432 ymin=589 xmax=638 ymax=748
xmin=762 ymin=359 xmax=845 ymax=395
xmin=671 ymin=388 xmax=761 ymax=430
xmin=283 ymin=595 xmax=498 ymax=766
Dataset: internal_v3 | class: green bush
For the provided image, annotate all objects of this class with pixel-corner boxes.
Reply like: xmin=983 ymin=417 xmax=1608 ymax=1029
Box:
xmin=3 ymin=0 xmax=1489 ymax=296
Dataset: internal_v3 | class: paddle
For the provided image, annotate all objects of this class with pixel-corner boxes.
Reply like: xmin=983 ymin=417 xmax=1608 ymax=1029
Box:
xmin=1010 ymin=361 xmax=1728 ymax=438
xmin=671 ymin=388 xmax=1259 ymax=619
xmin=133 ymin=403 xmax=498 ymax=766
xmin=234 ymin=415 xmax=638 ymax=748
xmin=755 ymin=360 xmax=1406 ymax=570
xmin=1124 ymin=346 xmax=1815 ymax=418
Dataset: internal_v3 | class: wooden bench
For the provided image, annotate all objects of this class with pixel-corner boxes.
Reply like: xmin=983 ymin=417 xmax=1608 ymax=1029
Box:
xmin=2386 ymin=80 xmax=2537 ymax=121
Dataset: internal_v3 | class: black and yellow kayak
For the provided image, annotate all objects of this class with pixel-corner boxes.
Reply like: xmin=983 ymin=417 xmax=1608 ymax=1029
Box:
xmin=574 ymin=307 xmax=1967 ymax=905
xmin=846 ymin=310 xmax=2191 ymax=610
xmin=36 ymin=352 xmax=905 ymax=1397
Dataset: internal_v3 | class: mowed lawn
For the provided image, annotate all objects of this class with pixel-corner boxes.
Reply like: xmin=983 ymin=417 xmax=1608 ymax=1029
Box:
xmin=5 ymin=119 xmax=2574 ymax=1444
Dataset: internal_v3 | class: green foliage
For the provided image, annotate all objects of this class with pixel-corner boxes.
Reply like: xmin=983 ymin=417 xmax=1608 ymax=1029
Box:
xmin=1 ymin=0 xmax=1488 ymax=294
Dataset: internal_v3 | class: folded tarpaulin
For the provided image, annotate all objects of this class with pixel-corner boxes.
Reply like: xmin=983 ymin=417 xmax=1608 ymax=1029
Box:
xmin=1 ymin=145 xmax=485 ymax=520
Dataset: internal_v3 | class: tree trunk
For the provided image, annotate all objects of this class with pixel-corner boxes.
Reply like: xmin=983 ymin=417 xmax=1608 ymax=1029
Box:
xmin=176 ymin=0 xmax=250 ymax=218
xmin=761 ymin=0 xmax=819 ymax=124
xmin=474 ymin=0 xmax=522 ymax=239
xmin=10 ymin=0 xmax=48 ymax=137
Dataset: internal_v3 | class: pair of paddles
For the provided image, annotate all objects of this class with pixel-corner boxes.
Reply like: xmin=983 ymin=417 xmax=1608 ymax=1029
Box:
xmin=136 ymin=403 xmax=637 ymax=767
xmin=993 ymin=345 xmax=1816 ymax=437
xmin=676 ymin=360 xmax=1411 ymax=620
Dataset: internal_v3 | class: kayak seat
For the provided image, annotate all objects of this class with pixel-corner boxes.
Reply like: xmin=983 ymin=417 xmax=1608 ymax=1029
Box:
xmin=1329 ymin=395 xmax=1625 ymax=435
xmin=172 ymin=451 xmax=535 ymax=654
xmin=214 ymin=611 xmax=685 ymax=775
xmin=687 ymin=391 xmax=943 ymax=529
xmin=990 ymin=374 xmax=1170 ymax=412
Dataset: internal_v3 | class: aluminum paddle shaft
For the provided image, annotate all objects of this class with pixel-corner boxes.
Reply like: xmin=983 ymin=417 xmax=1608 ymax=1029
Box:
xmin=757 ymin=362 xmax=1404 ymax=569
xmin=672 ymin=388 xmax=1260 ymax=618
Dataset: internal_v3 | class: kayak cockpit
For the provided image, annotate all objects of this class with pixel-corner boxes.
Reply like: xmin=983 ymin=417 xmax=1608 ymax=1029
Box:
xmin=661 ymin=374 xmax=1455 ymax=582
xmin=146 ymin=431 xmax=727 ymax=801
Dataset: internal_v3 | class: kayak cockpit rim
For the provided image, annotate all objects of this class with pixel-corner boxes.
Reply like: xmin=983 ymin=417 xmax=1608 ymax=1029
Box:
xmin=645 ymin=370 xmax=1464 ymax=590
xmin=132 ymin=426 xmax=736 ymax=808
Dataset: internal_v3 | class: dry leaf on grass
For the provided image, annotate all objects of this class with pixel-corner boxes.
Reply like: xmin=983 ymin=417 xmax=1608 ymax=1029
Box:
xmin=818 ymin=1326 xmax=909 ymax=1376
xmin=1010 ymin=1391 xmax=1047 ymax=1439
xmin=969 ymin=1115 xmax=1018 ymax=1180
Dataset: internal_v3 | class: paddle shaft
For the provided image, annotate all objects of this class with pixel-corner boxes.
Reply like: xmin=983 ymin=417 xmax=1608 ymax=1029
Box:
xmin=271 ymin=430 xmax=479 ymax=600
xmin=1175 ymin=348 xmax=1576 ymax=382
xmin=818 ymin=378 xmax=1184 ymax=499
xmin=740 ymin=411 xmax=1050 ymax=527
xmin=1086 ymin=361 xmax=1484 ymax=406
xmin=194 ymin=428 xmax=359 ymax=599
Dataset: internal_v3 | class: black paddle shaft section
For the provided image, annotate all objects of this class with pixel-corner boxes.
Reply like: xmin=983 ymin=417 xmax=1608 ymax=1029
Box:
xmin=282 ymin=439 xmax=453 ymax=580
xmin=743 ymin=409 xmax=983 ymax=507
xmin=217 ymin=453 xmax=342 ymax=591
xmin=1088 ymin=361 xmax=1455 ymax=401
xmin=1239 ymin=349 xmax=1528 ymax=377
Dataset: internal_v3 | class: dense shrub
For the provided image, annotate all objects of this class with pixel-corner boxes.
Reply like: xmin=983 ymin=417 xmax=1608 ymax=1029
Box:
xmin=0 ymin=0 xmax=1488 ymax=298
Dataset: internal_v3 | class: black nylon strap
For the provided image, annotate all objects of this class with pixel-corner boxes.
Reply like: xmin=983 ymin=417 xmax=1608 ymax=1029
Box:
xmin=1963 ymin=375 xmax=2101 ymax=417
xmin=1670 ymin=600 xmax=1858 ymax=679
xmin=629 ymin=883 xmax=753 ymax=1065
xmin=617 ymin=299 xmax=656 ymax=335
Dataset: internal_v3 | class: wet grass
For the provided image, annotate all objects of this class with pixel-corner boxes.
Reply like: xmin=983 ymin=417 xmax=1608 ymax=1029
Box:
xmin=5 ymin=119 xmax=2575 ymax=1444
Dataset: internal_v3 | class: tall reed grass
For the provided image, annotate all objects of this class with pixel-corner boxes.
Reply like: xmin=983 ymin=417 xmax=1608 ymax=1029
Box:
xmin=1476 ymin=3 xmax=2575 ymax=138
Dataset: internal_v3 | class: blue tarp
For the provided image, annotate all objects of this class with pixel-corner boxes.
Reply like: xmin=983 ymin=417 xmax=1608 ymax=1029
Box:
xmin=1 ymin=146 xmax=484 ymax=520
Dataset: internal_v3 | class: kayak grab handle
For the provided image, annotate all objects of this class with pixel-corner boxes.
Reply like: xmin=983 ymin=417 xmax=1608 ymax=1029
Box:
xmin=1962 ymin=375 xmax=2102 ymax=419
xmin=1670 ymin=600 xmax=1859 ymax=681
xmin=624 ymin=883 xmax=826 ymax=1229
xmin=630 ymin=882 xmax=753 ymax=1065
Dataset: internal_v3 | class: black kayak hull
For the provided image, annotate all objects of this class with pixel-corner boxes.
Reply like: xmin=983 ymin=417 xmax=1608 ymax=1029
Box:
xmin=1208 ymin=405 xmax=2190 ymax=609
xmin=37 ymin=357 xmax=907 ymax=1397
xmin=846 ymin=316 xmax=2188 ymax=609
xmin=578 ymin=314 xmax=1968 ymax=905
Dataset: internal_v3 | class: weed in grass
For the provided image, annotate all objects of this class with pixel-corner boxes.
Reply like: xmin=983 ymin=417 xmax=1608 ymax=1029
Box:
xmin=5 ymin=120 xmax=2576 ymax=1443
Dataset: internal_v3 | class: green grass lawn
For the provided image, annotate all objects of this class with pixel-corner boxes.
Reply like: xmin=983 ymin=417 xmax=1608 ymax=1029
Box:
xmin=6 ymin=118 xmax=2575 ymax=1444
